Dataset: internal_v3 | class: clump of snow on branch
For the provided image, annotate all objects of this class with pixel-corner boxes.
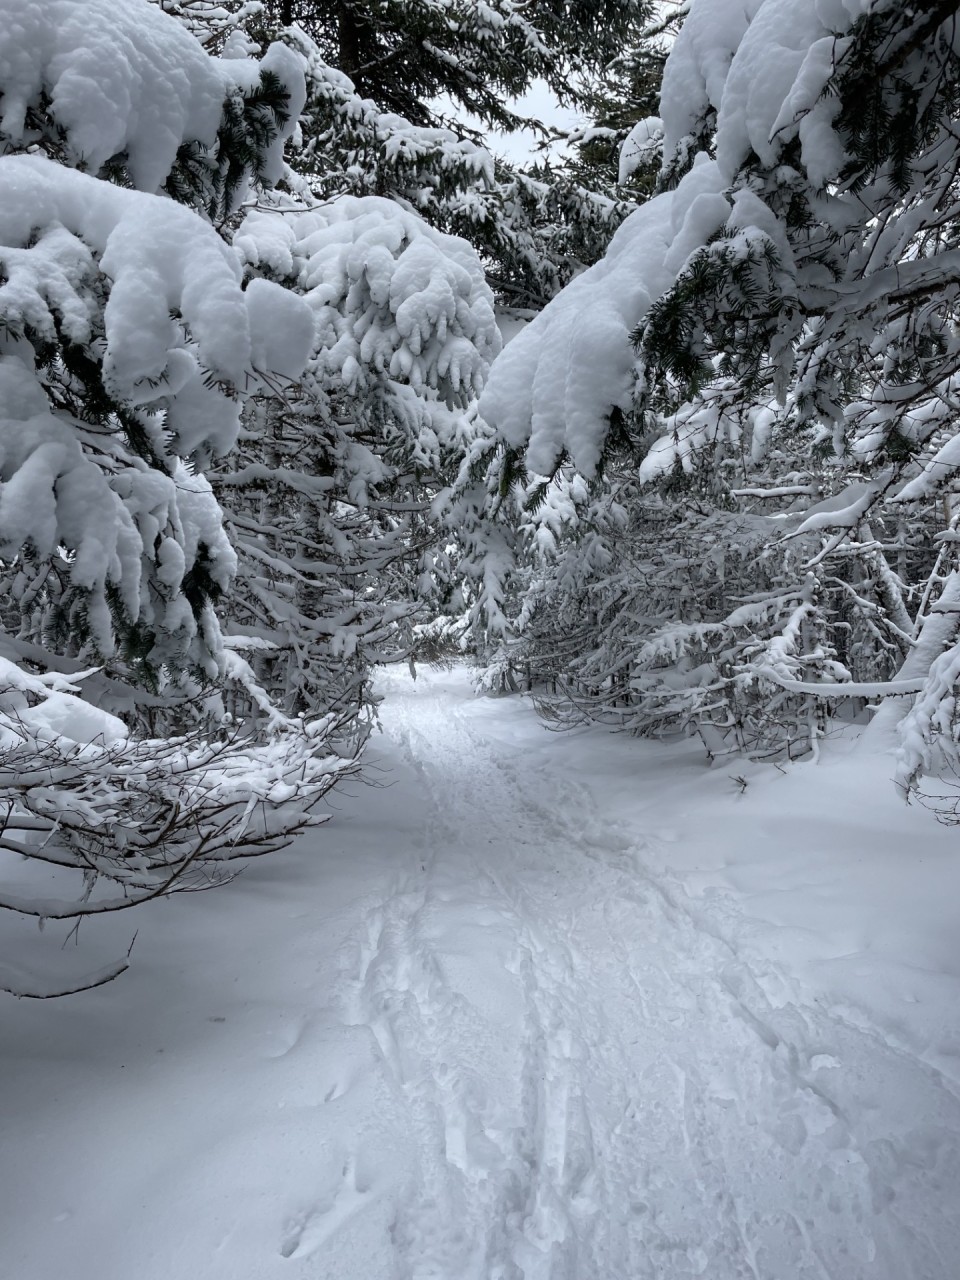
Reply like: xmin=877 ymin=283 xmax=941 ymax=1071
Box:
xmin=618 ymin=116 xmax=664 ymax=186
xmin=481 ymin=0 xmax=877 ymax=476
xmin=0 ymin=0 xmax=304 ymax=201
xmin=237 ymin=194 xmax=500 ymax=444
xmin=480 ymin=154 xmax=729 ymax=476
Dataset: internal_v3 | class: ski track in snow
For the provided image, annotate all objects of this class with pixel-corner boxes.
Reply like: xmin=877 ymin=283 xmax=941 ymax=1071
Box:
xmin=328 ymin=676 xmax=960 ymax=1279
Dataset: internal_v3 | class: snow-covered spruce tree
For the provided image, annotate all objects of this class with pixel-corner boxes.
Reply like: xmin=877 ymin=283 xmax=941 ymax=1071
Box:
xmin=152 ymin=0 xmax=637 ymax=699
xmin=252 ymin=3 xmax=652 ymax=668
xmin=479 ymin=0 xmax=960 ymax=782
xmin=0 ymin=0 xmax=362 ymax=997
xmin=165 ymin=1 xmax=637 ymax=315
xmin=212 ymin=194 xmax=500 ymax=719
xmin=259 ymin=0 xmax=653 ymax=133
xmin=275 ymin=22 xmax=632 ymax=312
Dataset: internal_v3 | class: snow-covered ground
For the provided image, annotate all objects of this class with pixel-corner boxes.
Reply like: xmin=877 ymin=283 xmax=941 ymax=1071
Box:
xmin=3 ymin=667 xmax=960 ymax=1279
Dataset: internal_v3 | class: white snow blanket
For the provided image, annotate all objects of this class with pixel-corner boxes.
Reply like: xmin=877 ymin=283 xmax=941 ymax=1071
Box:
xmin=2 ymin=668 xmax=958 ymax=1278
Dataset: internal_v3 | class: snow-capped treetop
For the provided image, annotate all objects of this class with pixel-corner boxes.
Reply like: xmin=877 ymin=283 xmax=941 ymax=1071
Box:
xmin=0 ymin=0 xmax=304 ymax=205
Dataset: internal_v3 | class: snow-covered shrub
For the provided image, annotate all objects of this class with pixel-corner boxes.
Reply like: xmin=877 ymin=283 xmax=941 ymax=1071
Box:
xmin=215 ymin=194 xmax=500 ymax=721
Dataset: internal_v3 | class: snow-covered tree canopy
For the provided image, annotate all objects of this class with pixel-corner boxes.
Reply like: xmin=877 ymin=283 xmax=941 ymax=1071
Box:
xmin=254 ymin=0 xmax=654 ymax=132
xmin=484 ymin=0 xmax=960 ymax=475
xmin=477 ymin=0 xmax=960 ymax=784
xmin=275 ymin=26 xmax=633 ymax=314
xmin=0 ymin=0 xmax=314 ymax=676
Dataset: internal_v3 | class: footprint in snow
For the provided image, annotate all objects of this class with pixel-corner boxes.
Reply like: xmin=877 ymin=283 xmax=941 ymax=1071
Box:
xmin=279 ymin=1156 xmax=371 ymax=1260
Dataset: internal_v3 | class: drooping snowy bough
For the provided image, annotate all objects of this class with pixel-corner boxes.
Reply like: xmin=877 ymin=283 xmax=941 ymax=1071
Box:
xmin=480 ymin=0 xmax=960 ymax=788
xmin=0 ymin=0 xmax=305 ymax=214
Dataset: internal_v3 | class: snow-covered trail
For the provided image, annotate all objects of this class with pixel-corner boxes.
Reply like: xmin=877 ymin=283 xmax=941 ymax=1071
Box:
xmin=333 ymin=672 xmax=960 ymax=1279
xmin=3 ymin=669 xmax=960 ymax=1280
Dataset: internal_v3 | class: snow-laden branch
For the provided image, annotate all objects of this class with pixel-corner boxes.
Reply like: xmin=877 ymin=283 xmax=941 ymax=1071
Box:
xmin=0 ymin=0 xmax=305 ymax=201
xmin=0 ymin=657 xmax=361 ymax=996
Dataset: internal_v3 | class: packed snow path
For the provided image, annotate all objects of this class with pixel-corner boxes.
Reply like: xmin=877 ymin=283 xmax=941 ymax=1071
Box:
xmin=340 ymin=675 xmax=960 ymax=1279
xmin=3 ymin=670 xmax=960 ymax=1279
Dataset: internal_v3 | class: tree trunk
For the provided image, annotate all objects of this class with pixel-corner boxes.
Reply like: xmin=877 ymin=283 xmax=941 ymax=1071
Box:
xmin=338 ymin=2 xmax=362 ymax=87
xmin=861 ymin=567 xmax=960 ymax=753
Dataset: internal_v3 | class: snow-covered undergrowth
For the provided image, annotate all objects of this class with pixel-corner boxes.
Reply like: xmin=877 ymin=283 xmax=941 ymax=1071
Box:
xmin=0 ymin=654 xmax=360 ymax=998
xmin=3 ymin=668 xmax=957 ymax=1278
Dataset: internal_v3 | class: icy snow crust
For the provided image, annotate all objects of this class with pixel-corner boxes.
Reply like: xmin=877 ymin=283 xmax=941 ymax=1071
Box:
xmin=479 ymin=0 xmax=878 ymax=477
xmin=2 ymin=669 xmax=958 ymax=1277
xmin=0 ymin=0 xmax=304 ymax=195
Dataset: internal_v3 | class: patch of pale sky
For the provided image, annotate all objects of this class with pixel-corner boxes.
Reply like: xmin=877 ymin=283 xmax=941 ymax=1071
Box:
xmin=437 ymin=79 xmax=581 ymax=167
xmin=491 ymin=78 xmax=581 ymax=164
